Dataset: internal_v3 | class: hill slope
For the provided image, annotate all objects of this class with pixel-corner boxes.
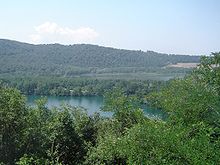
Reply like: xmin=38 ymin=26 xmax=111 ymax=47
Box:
xmin=0 ymin=39 xmax=200 ymax=77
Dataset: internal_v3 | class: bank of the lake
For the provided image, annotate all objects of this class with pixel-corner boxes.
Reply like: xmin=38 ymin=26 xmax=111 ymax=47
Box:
xmin=27 ymin=95 xmax=166 ymax=119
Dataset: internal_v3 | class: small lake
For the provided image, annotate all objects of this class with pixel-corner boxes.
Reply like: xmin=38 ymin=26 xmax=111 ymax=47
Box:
xmin=27 ymin=95 xmax=166 ymax=119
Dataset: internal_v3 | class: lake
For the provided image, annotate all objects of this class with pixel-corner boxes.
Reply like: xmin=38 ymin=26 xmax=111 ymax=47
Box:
xmin=27 ymin=95 xmax=166 ymax=119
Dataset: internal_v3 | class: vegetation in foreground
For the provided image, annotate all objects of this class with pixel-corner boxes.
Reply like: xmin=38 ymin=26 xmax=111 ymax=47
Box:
xmin=1 ymin=52 xmax=220 ymax=164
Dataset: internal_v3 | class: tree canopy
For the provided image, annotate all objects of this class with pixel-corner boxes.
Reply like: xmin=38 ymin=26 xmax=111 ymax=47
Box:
xmin=0 ymin=39 xmax=200 ymax=77
xmin=1 ymin=52 xmax=220 ymax=165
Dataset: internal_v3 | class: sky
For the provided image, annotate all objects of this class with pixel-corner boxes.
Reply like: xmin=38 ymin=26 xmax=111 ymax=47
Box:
xmin=0 ymin=0 xmax=219 ymax=55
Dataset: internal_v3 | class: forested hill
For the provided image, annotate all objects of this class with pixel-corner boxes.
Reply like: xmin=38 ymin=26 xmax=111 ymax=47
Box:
xmin=0 ymin=39 xmax=200 ymax=76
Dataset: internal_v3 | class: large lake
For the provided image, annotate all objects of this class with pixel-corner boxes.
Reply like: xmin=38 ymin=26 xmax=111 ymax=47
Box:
xmin=27 ymin=95 xmax=166 ymax=119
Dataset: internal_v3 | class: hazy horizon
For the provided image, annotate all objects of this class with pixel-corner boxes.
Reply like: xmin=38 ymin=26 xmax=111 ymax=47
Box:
xmin=0 ymin=0 xmax=219 ymax=55
xmin=0 ymin=38 xmax=203 ymax=56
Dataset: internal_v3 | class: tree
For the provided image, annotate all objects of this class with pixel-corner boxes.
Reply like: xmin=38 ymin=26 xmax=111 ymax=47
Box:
xmin=0 ymin=88 xmax=27 ymax=164
xmin=102 ymin=89 xmax=145 ymax=132
xmin=86 ymin=53 xmax=220 ymax=164
xmin=45 ymin=107 xmax=87 ymax=165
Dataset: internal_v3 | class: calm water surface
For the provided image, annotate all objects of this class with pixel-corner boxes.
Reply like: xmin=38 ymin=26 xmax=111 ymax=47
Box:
xmin=27 ymin=95 xmax=166 ymax=119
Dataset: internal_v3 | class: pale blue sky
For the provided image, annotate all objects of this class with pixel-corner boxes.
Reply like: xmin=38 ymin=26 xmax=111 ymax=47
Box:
xmin=0 ymin=0 xmax=219 ymax=55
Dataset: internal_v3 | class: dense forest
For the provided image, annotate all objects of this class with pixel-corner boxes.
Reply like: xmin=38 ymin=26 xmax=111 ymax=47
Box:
xmin=0 ymin=77 xmax=165 ymax=97
xmin=0 ymin=39 xmax=198 ymax=99
xmin=1 ymin=52 xmax=220 ymax=164
xmin=0 ymin=39 xmax=199 ymax=77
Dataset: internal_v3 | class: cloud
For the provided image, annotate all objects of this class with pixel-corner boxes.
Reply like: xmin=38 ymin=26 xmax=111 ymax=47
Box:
xmin=29 ymin=22 xmax=99 ymax=44
xmin=29 ymin=34 xmax=42 ymax=42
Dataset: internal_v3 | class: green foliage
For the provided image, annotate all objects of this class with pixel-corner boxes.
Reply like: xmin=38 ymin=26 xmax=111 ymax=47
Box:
xmin=102 ymin=89 xmax=145 ymax=131
xmin=0 ymin=39 xmax=199 ymax=77
xmin=146 ymin=53 xmax=220 ymax=127
xmin=0 ymin=76 xmax=165 ymax=97
xmin=1 ymin=52 xmax=220 ymax=164
xmin=0 ymin=88 xmax=27 ymax=164
xmin=20 ymin=98 xmax=50 ymax=158
xmin=195 ymin=52 xmax=220 ymax=97
xmin=111 ymin=121 xmax=220 ymax=164
xmin=85 ymin=89 xmax=146 ymax=164
xmin=86 ymin=52 xmax=220 ymax=164
xmin=16 ymin=154 xmax=53 ymax=165
xmin=148 ymin=77 xmax=219 ymax=126
xmin=0 ymin=87 xmax=102 ymax=164
xmin=45 ymin=108 xmax=86 ymax=165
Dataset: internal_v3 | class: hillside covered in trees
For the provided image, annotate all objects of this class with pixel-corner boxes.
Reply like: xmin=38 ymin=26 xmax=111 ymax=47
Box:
xmin=1 ymin=53 xmax=220 ymax=164
xmin=0 ymin=39 xmax=200 ymax=77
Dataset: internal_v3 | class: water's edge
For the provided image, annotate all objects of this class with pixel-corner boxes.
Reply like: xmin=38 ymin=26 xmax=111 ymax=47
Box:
xmin=27 ymin=95 xmax=166 ymax=119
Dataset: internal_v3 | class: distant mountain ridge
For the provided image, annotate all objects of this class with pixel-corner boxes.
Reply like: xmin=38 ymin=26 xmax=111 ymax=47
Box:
xmin=0 ymin=39 xmax=200 ymax=76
